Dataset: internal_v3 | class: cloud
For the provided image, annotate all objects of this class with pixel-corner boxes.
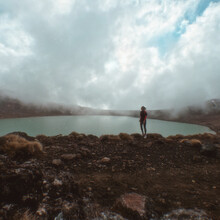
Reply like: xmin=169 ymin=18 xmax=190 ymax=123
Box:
xmin=0 ymin=0 xmax=219 ymax=110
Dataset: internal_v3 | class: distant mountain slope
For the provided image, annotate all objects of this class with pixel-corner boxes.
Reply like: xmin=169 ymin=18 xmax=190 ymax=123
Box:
xmin=0 ymin=95 xmax=138 ymax=118
xmin=149 ymin=99 xmax=220 ymax=134
xmin=0 ymin=95 xmax=79 ymax=118
xmin=0 ymin=94 xmax=219 ymax=133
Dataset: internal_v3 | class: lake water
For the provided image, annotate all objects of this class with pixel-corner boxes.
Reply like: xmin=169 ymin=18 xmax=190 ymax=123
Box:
xmin=0 ymin=115 xmax=215 ymax=137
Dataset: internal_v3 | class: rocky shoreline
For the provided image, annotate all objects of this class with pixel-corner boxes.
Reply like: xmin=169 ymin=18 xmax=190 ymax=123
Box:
xmin=0 ymin=131 xmax=220 ymax=219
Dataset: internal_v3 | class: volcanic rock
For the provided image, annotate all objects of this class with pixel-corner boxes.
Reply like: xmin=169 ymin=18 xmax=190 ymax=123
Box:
xmin=36 ymin=207 xmax=47 ymax=216
xmin=61 ymin=153 xmax=77 ymax=160
xmin=119 ymin=133 xmax=134 ymax=141
xmin=52 ymin=159 xmax=62 ymax=166
xmin=61 ymin=200 xmax=80 ymax=219
xmin=0 ymin=131 xmax=219 ymax=219
xmin=100 ymin=157 xmax=111 ymax=163
xmin=200 ymin=144 xmax=217 ymax=157
xmin=114 ymin=193 xmax=146 ymax=219
xmin=190 ymin=139 xmax=203 ymax=148
xmin=53 ymin=179 xmax=63 ymax=186
xmin=162 ymin=208 xmax=209 ymax=219
xmin=0 ymin=165 xmax=43 ymax=210
xmin=97 ymin=211 xmax=127 ymax=220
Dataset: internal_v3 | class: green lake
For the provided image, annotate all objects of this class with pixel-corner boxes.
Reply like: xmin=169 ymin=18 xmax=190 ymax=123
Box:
xmin=0 ymin=115 xmax=215 ymax=137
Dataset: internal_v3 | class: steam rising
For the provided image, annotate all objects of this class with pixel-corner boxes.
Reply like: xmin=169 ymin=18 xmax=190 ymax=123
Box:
xmin=0 ymin=0 xmax=220 ymax=110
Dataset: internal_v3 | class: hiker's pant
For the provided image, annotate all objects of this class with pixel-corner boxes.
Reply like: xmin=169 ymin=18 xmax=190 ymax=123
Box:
xmin=140 ymin=121 xmax=146 ymax=134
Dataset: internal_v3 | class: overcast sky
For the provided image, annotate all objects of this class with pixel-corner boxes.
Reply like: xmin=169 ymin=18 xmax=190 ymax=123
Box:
xmin=0 ymin=0 xmax=220 ymax=110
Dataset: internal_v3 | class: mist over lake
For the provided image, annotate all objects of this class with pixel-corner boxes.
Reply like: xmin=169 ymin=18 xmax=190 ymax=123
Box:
xmin=0 ymin=116 xmax=215 ymax=137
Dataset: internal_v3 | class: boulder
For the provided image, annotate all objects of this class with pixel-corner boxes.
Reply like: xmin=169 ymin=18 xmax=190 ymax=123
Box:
xmin=114 ymin=193 xmax=146 ymax=219
xmin=190 ymin=139 xmax=202 ymax=148
xmin=180 ymin=139 xmax=202 ymax=148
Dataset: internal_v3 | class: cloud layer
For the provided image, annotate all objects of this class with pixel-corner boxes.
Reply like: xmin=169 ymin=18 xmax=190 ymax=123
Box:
xmin=0 ymin=0 xmax=220 ymax=110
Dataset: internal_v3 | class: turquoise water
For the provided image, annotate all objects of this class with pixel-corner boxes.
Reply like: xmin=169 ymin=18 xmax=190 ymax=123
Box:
xmin=0 ymin=115 xmax=215 ymax=137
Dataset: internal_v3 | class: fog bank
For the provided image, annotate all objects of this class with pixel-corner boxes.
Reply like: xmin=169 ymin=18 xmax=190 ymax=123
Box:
xmin=0 ymin=0 xmax=220 ymax=110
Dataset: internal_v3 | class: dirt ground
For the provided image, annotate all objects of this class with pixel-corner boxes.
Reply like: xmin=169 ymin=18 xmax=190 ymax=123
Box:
xmin=0 ymin=131 xmax=220 ymax=219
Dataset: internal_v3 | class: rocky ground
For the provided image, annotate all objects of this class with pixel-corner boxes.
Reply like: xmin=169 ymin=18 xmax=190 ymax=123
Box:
xmin=0 ymin=131 xmax=220 ymax=219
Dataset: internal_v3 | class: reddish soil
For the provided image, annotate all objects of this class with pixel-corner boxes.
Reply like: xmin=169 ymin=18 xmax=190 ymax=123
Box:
xmin=0 ymin=132 xmax=220 ymax=219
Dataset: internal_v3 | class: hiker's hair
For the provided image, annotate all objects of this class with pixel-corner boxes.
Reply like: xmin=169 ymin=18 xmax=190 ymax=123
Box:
xmin=141 ymin=106 xmax=146 ymax=110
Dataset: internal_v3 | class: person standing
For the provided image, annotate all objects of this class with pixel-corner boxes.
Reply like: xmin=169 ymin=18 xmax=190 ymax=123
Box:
xmin=140 ymin=106 xmax=147 ymax=138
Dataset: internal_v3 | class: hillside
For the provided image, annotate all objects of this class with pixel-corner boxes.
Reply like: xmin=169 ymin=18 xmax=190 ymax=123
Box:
xmin=0 ymin=95 xmax=137 ymax=119
xmin=149 ymin=101 xmax=220 ymax=135
xmin=0 ymin=95 xmax=81 ymax=118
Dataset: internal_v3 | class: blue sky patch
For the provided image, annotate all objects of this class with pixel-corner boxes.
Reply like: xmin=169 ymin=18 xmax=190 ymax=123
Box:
xmin=146 ymin=0 xmax=220 ymax=56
